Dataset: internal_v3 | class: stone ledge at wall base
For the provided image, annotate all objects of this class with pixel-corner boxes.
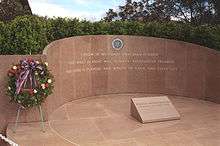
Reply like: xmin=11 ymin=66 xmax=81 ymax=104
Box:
xmin=0 ymin=35 xmax=220 ymax=145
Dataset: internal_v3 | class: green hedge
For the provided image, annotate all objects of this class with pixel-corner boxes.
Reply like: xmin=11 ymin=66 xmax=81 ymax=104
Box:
xmin=0 ymin=15 xmax=220 ymax=54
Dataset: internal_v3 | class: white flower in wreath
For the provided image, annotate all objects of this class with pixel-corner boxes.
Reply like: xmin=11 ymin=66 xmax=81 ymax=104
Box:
xmin=33 ymin=89 xmax=38 ymax=94
xmin=47 ymin=79 xmax=52 ymax=84
xmin=35 ymin=72 xmax=39 ymax=75
xmin=8 ymin=86 xmax=11 ymax=90
xmin=41 ymin=84 xmax=46 ymax=89
xmin=44 ymin=62 xmax=49 ymax=67
xmin=12 ymin=66 xmax=17 ymax=70
xmin=35 ymin=61 xmax=40 ymax=64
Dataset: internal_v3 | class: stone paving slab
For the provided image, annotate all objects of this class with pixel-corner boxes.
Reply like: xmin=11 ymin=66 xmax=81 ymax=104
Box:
xmin=7 ymin=94 xmax=220 ymax=146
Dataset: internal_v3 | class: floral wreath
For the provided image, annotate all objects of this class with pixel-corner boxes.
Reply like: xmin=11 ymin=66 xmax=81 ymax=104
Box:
xmin=7 ymin=58 xmax=54 ymax=108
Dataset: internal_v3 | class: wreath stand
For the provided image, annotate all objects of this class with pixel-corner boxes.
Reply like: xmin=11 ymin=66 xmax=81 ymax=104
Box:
xmin=7 ymin=59 xmax=54 ymax=134
xmin=13 ymin=105 xmax=45 ymax=133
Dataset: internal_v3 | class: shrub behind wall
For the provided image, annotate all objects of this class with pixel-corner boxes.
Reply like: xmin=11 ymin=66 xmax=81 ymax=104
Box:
xmin=0 ymin=15 xmax=219 ymax=55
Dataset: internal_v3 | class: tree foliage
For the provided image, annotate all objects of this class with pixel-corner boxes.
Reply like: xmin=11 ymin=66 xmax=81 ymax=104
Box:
xmin=0 ymin=15 xmax=219 ymax=55
xmin=104 ymin=0 xmax=220 ymax=25
xmin=0 ymin=0 xmax=32 ymax=22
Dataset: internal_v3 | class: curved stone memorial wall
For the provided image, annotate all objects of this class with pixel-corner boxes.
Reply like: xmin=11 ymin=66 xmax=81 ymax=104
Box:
xmin=44 ymin=35 xmax=220 ymax=115
xmin=0 ymin=35 xmax=220 ymax=142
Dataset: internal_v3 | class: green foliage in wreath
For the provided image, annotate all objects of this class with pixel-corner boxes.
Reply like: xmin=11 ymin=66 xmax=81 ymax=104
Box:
xmin=6 ymin=59 xmax=54 ymax=108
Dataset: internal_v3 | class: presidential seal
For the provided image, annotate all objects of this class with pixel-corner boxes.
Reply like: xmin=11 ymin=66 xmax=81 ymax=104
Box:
xmin=112 ymin=38 xmax=124 ymax=50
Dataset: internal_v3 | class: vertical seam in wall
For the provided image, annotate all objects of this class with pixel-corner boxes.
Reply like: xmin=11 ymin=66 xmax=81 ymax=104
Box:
xmin=203 ymin=50 xmax=207 ymax=99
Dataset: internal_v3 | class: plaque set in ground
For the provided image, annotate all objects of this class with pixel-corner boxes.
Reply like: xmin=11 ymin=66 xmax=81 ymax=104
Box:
xmin=130 ymin=96 xmax=181 ymax=123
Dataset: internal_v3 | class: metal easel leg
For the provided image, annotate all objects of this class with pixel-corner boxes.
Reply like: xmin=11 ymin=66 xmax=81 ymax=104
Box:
xmin=13 ymin=107 xmax=21 ymax=133
xmin=38 ymin=105 xmax=45 ymax=132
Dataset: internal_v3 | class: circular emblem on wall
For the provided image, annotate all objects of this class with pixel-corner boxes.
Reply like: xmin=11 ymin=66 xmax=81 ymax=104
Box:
xmin=112 ymin=38 xmax=124 ymax=50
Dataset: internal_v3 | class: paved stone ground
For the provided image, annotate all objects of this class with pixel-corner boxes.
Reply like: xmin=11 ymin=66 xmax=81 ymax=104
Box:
xmin=7 ymin=94 xmax=220 ymax=146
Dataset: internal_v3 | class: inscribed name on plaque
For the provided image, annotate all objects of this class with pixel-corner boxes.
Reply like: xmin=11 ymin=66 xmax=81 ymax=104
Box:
xmin=130 ymin=96 xmax=180 ymax=123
